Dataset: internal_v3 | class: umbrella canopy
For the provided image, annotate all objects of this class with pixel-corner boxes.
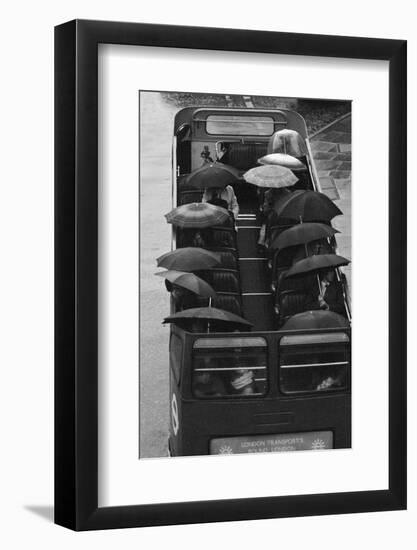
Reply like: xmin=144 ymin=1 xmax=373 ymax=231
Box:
xmin=274 ymin=189 xmax=343 ymax=222
xmin=258 ymin=153 xmax=307 ymax=172
xmin=243 ymin=164 xmax=298 ymax=189
xmin=155 ymin=270 xmax=217 ymax=298
xmin=267 ymin=129 xmax=308 ymax=157
xmin=163 ymin=306 xmax=253 ymax=328
xmin=282 ymin=310 xmax=349 ymax=330
xmin=164 ymin=202 xmax=229 ymax=228
xmin=185 ymin=162 xmax=240 ymax=190
xmin=284 ymin=253 xmax=350 ymax=278
xmin=156 ymin=247 xmax=221 ymax=271
xmin=270 ymin=222 xmax=339 ymax=250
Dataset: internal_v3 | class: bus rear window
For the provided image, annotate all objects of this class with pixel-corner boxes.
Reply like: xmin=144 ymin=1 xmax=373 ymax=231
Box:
xmin=279 ymin=333 xmax=350 ymax=394
xmin=206 ymin=115 xmax=275 ymax=136
xmin=192 ymin=337 xmax=268 ymax=399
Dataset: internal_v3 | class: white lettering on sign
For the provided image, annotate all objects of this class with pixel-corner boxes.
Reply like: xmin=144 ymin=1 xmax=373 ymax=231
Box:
xmin=171 ymin=393 xmax=179 ymax=436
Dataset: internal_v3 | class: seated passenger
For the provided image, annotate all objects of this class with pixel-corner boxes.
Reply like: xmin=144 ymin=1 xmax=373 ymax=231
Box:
xmin=179 ymin=227 xmax=212 ymax=248
xmin=258 ymin=187 xmax=292 ymax=247
xmin=165 ymin=280 xmax=200 ymax=311
xmin=304 ymin=269 xmax=346 ymax=315
xmin=202 ymin=185 xmax=239 ymax=218
xmin=193 ymin=370 xmax=227 ymax=398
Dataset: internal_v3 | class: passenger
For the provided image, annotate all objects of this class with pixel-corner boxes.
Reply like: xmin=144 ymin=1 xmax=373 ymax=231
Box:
xmin=202 ymin=185 xmax=239 ymax=218
xmin=304 ymin=269 xmax=345 ymax=315
xmin=193 ymin=369 xmax=227 ymax=398
xmin=165 ymin=280 xmax=200 ymax=311
xmin=180 ymin=227 xmax=211 ymax=248
xmin=206 ymin=197 xmax=235 ymax=227
xmin=200 ymin=145 xmax=214 ymax=165
xmin=258 ymin=187 xmax=292 ymax=247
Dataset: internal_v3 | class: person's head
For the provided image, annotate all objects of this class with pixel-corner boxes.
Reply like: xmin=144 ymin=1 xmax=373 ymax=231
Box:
xmin=321 ymin=269 xmax=335 ymax=283
xmin=192 ymin=230 xmax=206 ymax=248
xmin=188 ymin=319 xmax=208 ymax=333
xmin=207 ymin=186 xmax=222 ymax=199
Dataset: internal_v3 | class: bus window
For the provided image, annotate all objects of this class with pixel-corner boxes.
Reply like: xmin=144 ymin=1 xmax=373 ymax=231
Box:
xmin=192 ymin=337 xmax=268 ymax=398
xmin=206 ymin=115 xmax=275 ymax=136
xmin=279 ymin=333 xmax=350 ymax=394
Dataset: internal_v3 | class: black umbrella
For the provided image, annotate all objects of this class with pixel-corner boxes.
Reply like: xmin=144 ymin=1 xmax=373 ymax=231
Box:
xmin=282 ymin=310 xmax=349 ymax=330
xmin=185 ymin=162 xmax=240 ymax=190
xmin=284 ymin=254 xmax=350 ymax=278
xmin=275 ymin=190 xmax=342 ymax=222
xmin=163 ymin=306 xmax=253 ymax=332
xmin=155 ymin=270 xmax=217 ymax=299
xmin=270 ymin=222 xmax=339 ymax=251
xmin=156 ymin=248 xmax=221 ymax=271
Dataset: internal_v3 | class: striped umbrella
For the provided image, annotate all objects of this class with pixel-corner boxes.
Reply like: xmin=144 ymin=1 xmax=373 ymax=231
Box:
xmin=164 ymin=202 xmax=229 ymax=228
xmin=243 ymin=165 xmax=298 ymax=188
xmin=258 ymin=153 xmax=307 ymax=172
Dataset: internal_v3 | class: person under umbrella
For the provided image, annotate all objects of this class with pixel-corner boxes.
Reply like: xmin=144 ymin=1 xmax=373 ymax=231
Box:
xmin=163 ymin=306 xmax=252 ymax=333
xmin=243 ymin=164 xmax=299 ymax=247
xmin=269 ymin=222 xmax=338 ymax=266
xmin=156 ymin=247 xmax=221 ymax=272
xmin=267 ymin=129 xmax=308 ymax=158
xmin=274 ymin=189 xmax=343 ymax=223
xmin=303 ymin=269 xmax=346 ymax=315
xmin=155 ymin=270 xmax=217 ymax=312
xmin=164 ymin=202 xmax=231 ymax=247
xmin=284 ymin=254 xmax=350 ymax=316
xmin=202 ymin=185 xmax=239 ymax=219
xmin=185 ymin=162 xmax=240 ymax=218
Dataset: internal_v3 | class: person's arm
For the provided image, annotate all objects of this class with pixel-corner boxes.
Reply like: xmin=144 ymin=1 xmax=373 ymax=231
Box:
xmin=202 ymin=189 xmax=211 ymax=203
xmin=227 ymin=186 xmax=239 ymax=217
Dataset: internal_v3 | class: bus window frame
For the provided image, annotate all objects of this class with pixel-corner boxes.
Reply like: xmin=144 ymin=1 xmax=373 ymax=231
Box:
xmin=277 ymin=330 xmax=351 ymax=396
xmin=190 ymin=335 xmax=269 ymax=400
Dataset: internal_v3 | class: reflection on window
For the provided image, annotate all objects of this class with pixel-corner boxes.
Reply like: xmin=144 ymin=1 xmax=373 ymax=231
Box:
xmin=279 ymin=333 xmax=349 ymax=394
xmin=192 ymin=338 xmax=267 ymax=399
xmin=206 ymin=115 xmax=275 ymax=136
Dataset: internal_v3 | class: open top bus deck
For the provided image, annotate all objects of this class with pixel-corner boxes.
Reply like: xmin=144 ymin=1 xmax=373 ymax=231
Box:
xmin=168 ymin=105 xmax=351 ymax=456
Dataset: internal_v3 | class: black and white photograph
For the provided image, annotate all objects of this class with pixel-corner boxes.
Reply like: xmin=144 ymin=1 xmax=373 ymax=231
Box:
xmin=139 ymin=91 xmax=352 ymax=459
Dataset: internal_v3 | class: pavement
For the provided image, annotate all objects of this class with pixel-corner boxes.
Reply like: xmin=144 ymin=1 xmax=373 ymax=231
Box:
xmin=310 ymin=114 xmax=352 ymax=299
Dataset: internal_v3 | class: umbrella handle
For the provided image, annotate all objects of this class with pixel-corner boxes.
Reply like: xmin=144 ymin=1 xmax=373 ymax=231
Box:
xmin=316 ymin=273 xmax=324 ymax=299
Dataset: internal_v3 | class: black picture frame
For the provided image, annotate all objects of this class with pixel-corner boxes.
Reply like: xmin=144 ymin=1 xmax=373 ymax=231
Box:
xmin=55 ymin=19 xmax=407 ymax=531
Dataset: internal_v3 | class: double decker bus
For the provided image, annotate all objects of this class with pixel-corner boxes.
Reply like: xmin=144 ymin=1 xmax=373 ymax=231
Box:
xmin=168 ymin=106 xmax=351 ymax=456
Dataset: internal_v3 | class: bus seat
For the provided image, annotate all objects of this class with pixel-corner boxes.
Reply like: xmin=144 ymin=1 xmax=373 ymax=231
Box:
xmin=213 ymin=294 xmax=242 ymax=315
xmin=178 ymin=190 xmax=203 ymax=205
xmin=276 ymin=290 xmax=308 ymax=322
xmin=220 ymin=142 xmax=268 ymax=171
xmin=209 ymin=270 xmax=240 ymax=293
xmin=210 ymin=227 xmax=237 ymax=248
xmin=195 ymin=292 xmax=242 ymax=316
xmin=208 ymin=249 xmax=238 ymax=270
